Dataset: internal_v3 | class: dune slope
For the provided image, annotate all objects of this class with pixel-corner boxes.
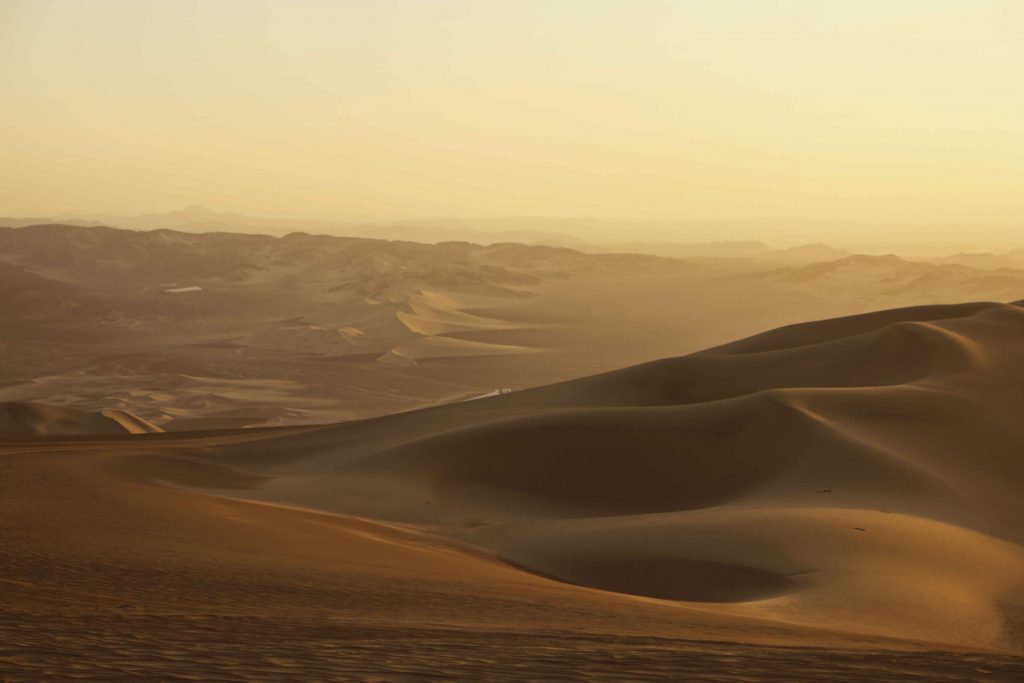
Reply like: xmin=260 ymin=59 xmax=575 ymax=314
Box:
xmin=115 ymin=299 xmax=1024 ymax=653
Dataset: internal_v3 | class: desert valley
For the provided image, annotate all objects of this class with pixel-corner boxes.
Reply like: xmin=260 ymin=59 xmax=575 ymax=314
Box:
xmin=3 ymin=219 xmax=1024 ymax=680
xmin=7 ymin=221 xmax=1024 ymax=431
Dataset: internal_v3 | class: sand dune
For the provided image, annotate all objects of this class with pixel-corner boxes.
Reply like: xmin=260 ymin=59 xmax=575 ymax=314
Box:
xmin=386 ymin=289 xmax=540 ymax=362
xmin=7 ymin=300 xmax=1024 ymax=678
xmin=5 ymin=223 xmax=1024 ymax=671
xmin=104 ymin=299 xmax=1024 ymax=654
xmin=0 ymin=401 xmax=161 ymax=437
xmin=396 ymin=289 xmax=525 ymax=336
xmin=14 ymin=431 xmax=1021 ymax=680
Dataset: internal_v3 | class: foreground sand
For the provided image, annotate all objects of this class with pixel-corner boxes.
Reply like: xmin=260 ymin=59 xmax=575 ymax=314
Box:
xmin=4 ymin=300 xmax=1024 ymax=679
xmin=4 ymin=437 xmax=1023 ymax=681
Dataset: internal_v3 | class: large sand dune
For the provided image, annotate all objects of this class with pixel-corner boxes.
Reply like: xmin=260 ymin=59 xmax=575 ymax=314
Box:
xmin=111 ymin=301 xmax=1024 ymax=651
xmin=6 ymin=300 xmax=1024 ymax=678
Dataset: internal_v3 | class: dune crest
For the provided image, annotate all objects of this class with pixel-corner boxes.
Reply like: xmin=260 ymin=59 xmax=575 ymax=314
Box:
xmin=384 ymin=288 xmax=541 ymax=363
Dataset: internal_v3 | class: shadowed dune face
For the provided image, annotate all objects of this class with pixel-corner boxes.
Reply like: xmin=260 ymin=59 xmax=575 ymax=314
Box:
xmin=111 ymin=299 xmax=1024 ymax=652
xmin=354 ymin=396 xmax=812 ymax=514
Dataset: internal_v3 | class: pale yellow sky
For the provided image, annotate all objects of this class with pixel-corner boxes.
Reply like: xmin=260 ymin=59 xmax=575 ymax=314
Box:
xmin=2 ymin=1 xmax=1022 ymax=241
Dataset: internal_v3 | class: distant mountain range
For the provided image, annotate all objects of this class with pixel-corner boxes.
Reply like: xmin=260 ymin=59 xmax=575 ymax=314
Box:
xmin=3 ymin=208 xmax=1024 ymax=268
xmin=760 ymin=253 xmax=1024 ymax=304
xmin=0 ymin=207 xmax=853 ymax=264
xmin=0 ymin=222 xmax=684 ymax=320
xmin=0 ymin=205 xmax=325 ymax=236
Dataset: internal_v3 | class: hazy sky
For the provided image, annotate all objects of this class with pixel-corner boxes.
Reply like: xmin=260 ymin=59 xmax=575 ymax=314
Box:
xmin=2 ymin=1 xmax=1022 ymax=240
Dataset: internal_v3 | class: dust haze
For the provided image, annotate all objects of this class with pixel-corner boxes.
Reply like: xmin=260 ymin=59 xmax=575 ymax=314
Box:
xmin=3 ymin=1 xmax=1024 ymax=681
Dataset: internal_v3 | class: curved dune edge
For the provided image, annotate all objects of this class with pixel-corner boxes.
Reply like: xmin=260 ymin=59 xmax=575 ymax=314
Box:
xmin=486 ymin=506 xmax=1024 ymax=650
xmin=128 ymin=299 xmax=1024 ymax=651
xmin=0 ymin=401 xmax=162 ymax=438
xmin=396 ymin=290 xmax=524 ymax=336
xmin=386 ymin=288 xmax=542 ymax=362
xmin=501 ymin=555 xmax=797 ymax=603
